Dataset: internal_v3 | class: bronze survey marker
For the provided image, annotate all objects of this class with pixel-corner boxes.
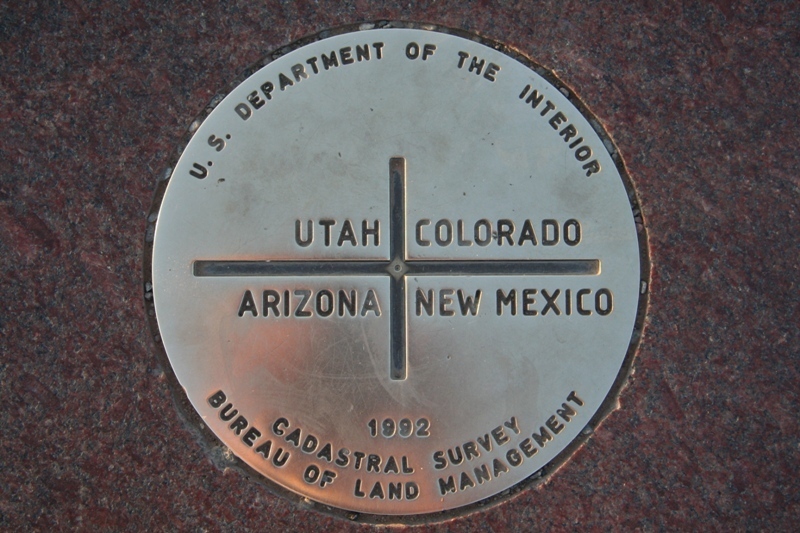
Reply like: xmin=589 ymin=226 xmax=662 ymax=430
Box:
xmin=145 ymin=23 xmax=649 ymax=521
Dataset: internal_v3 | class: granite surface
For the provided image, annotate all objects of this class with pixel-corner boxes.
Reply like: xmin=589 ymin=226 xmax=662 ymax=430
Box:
xmin=1 ymin=1 xmax=798 ymax=530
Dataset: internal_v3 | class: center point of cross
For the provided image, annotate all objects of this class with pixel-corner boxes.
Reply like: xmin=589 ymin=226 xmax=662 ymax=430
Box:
xmin=387 ymin=257 xmax=408 ymax=279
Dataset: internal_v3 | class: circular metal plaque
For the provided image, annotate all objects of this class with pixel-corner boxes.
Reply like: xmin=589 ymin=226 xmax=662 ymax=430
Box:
xmin=145 ymin=22 xmax=648 ymax=521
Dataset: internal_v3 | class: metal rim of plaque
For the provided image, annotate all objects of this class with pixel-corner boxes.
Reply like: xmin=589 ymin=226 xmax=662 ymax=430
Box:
xmin=143 ymin=21 xmax=650 ymax=524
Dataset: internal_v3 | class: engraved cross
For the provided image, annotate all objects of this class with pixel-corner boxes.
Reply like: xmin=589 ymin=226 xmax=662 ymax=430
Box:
xmin=194 ymin=157 xmax=599 ymax=380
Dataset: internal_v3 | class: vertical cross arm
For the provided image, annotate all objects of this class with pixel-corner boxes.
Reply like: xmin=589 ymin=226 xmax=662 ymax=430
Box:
xmin=389 ymin=157 xmax=407 ymax=380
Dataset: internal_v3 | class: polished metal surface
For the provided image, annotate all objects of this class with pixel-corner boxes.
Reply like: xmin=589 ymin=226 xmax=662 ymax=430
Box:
xmin=146 ymin=23 xmax=648 ymax=519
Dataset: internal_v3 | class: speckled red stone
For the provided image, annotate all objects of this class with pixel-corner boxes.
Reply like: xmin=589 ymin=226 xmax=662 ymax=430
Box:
xmin=0 ymin=2 xmax=797 ymax=530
